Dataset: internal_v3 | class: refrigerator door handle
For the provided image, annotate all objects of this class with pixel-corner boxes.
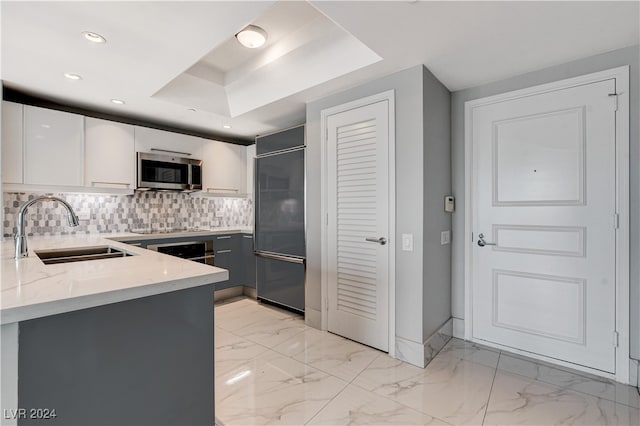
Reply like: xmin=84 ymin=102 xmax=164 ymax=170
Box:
xmin=255 ymin=251 xmax=305 ymax=265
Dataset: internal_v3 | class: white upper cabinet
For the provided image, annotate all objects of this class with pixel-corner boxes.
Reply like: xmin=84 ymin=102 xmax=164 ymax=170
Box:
xmin=85 ymin=117 xmax=135 ymax=189
xmin=202 ymin=140 xmax=247 ymax=195
xmin=2 ymin=101 xmax=24 ymax=184
xmin=134 ymin=126 xmax=203 ymax=159
xmin=246 ymin=144 xmax=256 ymax=196
xmin=24 ymin=106 xmax=84 ymax=186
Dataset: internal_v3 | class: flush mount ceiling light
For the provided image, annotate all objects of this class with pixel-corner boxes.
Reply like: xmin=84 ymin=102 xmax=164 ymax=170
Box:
xmin=235 ymin=25 xmax=267 ymax=49
xmin=82 ymin=31 xmax=106 ymax=43
xmin=110 ymin=99 xmax=125 ymax=105
xmin=223 ymin=125 xmax=232 ymax=129
xmin=64 ymin=73 xmax=82 ymax=80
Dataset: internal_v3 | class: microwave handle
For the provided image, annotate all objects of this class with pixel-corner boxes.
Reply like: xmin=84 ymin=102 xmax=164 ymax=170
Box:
xmin=150 ymin=148 xmax=192 ymax=156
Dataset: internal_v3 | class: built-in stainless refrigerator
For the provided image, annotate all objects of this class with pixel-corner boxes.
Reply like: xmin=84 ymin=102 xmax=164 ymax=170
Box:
xmin=254 ymin=125 xmax=305 ymax=313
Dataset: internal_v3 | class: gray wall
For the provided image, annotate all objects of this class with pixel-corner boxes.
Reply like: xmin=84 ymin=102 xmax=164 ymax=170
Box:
xmin=422 ymin=67 xmax=452 ymax=340
xmin=306 ymin=65 xmax=426 ymax=344
xmin=306 ymin=65 xmax=452 ymax=350
xmin=450 ymin=45 xmax=640 ymax=359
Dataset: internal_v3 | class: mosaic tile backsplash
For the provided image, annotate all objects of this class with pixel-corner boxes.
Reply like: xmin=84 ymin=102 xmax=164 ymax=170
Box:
xmin=3 ymin=192 xmax=253 ymax=238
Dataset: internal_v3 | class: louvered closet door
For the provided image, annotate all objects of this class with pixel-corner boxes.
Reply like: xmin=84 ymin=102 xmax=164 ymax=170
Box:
xmin=327 ymin=100 xmax=389 ymax=351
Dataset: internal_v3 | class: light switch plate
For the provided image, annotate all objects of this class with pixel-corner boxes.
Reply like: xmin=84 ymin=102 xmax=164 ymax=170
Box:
xmin=441 ymin=230 xmax=451 ymax=245
xmin=402 ymin=233 xmax=413 ymax=251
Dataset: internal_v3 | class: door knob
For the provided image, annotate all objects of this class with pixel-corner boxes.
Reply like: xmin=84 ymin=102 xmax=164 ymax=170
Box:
xmin=477 ymin=233 xmax=496 ymax=247
xmin=365 ymin=237 xmax=387 ymax=245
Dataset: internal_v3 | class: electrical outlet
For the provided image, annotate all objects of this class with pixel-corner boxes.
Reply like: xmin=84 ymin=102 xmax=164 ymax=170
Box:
xmin=402 ymin=233 xmax=413 ymax=251
xmin=441 ymin=230 xmax=451 ymax=245
xmin=77 ymin=209 xmax=91 ymax=221
xmin=215 ymin=211 xmax=225 ymax=218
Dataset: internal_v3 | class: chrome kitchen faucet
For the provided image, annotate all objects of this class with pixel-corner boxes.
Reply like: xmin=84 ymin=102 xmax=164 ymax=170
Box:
xmin=15 ymin=196 xmax=80 ymax=258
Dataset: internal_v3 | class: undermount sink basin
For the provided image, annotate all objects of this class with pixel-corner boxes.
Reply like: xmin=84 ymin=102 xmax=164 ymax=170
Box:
xmin=35 ymin=246 xmax=133 ymax=265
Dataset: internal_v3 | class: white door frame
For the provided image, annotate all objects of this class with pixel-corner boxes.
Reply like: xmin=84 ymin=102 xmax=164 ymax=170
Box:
xmin=464 ymin=66 xmax=630 ymax=383
xmin=320 ymin=90 xmax=396 ymax=357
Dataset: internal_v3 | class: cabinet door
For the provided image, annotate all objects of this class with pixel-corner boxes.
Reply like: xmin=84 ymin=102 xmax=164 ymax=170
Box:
xmin=214 ymin=234 xmax=240 ymax=290
xmin=85 ymin=118 xmax=135 ymax=189
xmin=134 ymin=126 xmax=203 ymax=159
xmin=24 ymin=106 xmax=84 ymax=186
xmin=242 ymin=234 xmax=256 ymax=288
xmin=202 ymin=140 xmax=247 ymax=194
xmin=246 ymin=144 xmax=256 ymax=196
xmin=2 ymin=101 xmax=23 ymax=183
xmin=256 ymin=125 xmax=304 ymax=155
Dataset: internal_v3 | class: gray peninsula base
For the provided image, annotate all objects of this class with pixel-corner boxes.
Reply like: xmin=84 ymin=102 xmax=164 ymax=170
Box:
xmin=17 ymin=284 xmax=215 ymax=426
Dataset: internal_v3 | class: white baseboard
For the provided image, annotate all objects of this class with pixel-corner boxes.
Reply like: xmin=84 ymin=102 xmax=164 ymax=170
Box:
xmin=395 ymin=318 xmax=453 ymax=368
xmin=424 ymin=318 xmax=453 ymax=365
xmin=630 ymin=358 xmax=639 ymax=387
xmin=453 ymin=317 xmax=465 ymax=338
xmin=305 ymin=307 xmax=322 ymax=330
xmin=395 ymin=336 xmax=425 ymax=367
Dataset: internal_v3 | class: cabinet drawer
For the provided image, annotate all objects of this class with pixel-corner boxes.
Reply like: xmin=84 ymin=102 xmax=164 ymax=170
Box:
xmin=213 ymin=234 xmax=237 ymax=250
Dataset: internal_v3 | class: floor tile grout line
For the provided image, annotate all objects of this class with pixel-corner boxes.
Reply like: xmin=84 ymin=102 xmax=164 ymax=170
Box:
xmin=304 ymin=351 xmax=401 ymax=425
xmin=481 ymin=351 xmax=501 ymax=425
xmin=302 ymin=377 xmax=351 ymax=425
xmin=492 ymin=361 xmax=640 ymax=410
xmin=495 ymin=367 xmax=640 ymax=411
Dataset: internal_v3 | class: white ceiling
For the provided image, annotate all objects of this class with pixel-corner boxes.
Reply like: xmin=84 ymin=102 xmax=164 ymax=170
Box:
xmin=1 ymin=1 xmax=638 ymax=142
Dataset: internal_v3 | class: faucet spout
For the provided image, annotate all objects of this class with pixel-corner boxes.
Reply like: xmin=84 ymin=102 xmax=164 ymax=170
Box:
xmin=14 ymin=196 xmax=80 ymax=258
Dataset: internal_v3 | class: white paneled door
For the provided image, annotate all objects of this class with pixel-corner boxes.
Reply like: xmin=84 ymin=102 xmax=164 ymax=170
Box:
xmin=326 ymin=100 xmax=390 ymax=351
xmin=471 ymin=79 xmax=618 ymax=372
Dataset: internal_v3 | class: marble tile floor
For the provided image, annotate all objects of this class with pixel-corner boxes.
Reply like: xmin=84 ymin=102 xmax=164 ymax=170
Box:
xmin=214 ymin=298 xmax=640 ymax=425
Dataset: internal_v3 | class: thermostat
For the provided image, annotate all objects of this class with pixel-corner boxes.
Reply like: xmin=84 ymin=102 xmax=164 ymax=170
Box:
xmin=444 ymin=196 xmax=455 ymax=213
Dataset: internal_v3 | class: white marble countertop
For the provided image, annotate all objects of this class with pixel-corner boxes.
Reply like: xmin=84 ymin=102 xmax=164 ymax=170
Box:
xmin=113 ymin=227 xmax=253 ymax=242
xmin=0 ymin=232 xmax=231 ymax=325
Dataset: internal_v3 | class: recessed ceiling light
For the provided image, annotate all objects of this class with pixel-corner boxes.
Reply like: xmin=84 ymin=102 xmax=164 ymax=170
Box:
xmin=82 ymin=31 xmax=106 ymax=43
xmin=223 ymin=125 xmax=232 ymax=129
xmin=64 ymin=73 xmax=82 ymax=80
xmin=235 ymin=25 xmax=267 ymax=49
xmin=110 ymin=99 xmax=125 ymax=105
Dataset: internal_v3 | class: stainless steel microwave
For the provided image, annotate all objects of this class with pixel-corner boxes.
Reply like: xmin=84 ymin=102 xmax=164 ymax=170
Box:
xmin=137 ymin=152 xmax=202 ymax=191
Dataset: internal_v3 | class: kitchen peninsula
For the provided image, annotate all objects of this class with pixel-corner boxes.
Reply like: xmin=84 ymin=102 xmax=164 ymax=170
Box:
xmin=1 ymin=234 xmax=227 ymax=426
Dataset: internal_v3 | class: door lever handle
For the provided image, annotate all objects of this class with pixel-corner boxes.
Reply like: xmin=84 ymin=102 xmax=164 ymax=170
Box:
xmin=365 ymin=237 xmax=387 ymax=245
xmin=477 ymin=233 xmax=496 ymax=247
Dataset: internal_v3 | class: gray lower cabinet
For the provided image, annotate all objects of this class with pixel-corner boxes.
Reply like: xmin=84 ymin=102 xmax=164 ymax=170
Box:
xmin=121 ymin=233 xmax=256 ymax=290
xmin=242 ymin=234 xmax=256 ymax=289
xmin=213 ymin=234 xmax=240 ymax=290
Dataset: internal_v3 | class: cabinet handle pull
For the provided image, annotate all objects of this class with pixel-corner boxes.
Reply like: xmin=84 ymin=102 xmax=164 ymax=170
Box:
xmin=206 ymin=188 xmax=239 ymax=193
xmin=92 ymin=181 xmax=130 ymax=188
xmin=217 ymin=236 xmax=232 ymax=240
xmin=217 ymin=249 xmax=232 ymax=254
xmin=243 ymin=235 xmax=253 ymax=239
xmin=150 ymin=148 xmax=192 ymax=156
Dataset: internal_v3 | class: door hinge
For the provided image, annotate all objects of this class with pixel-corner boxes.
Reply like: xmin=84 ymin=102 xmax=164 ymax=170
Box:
xmin=613 ymin=331 xmax=619 ymax=347
xmin=614 ymin=213 xmax=620 ymax=229
xmin=608 ymin=93 xmax=620 ymax=111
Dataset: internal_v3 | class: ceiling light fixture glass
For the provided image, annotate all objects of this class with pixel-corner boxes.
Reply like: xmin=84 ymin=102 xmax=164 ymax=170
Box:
xmin=110 ymin=99 xmax=125 ymax=105
xmin=64 ymin=73 xmax=82 ymax=80
xmin=223 ymin=125 xmax=232 ymax=129
xmin=82 ymin=31 xmax=106 ymax=43
xmin=235 ymin=25 xmax=267 ymax=49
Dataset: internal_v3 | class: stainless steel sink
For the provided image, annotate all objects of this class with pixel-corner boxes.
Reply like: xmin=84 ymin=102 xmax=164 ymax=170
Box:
xmin=35 ymin=246 xmax=133 ymax=265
